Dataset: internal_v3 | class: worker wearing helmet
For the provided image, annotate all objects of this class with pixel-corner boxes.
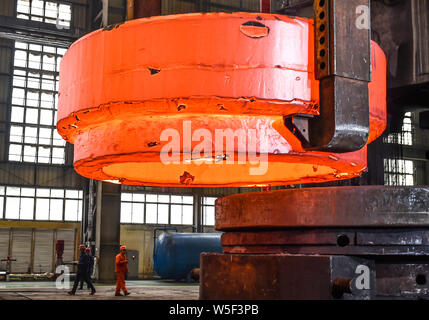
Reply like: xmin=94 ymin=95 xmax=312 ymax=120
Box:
xmin=115 ymin=245 xmax=130 ymax=296
xmin=68 ymin=244 xmax=96 ymax=296
xmin=79 ymin=247 xmax=94 ymax=290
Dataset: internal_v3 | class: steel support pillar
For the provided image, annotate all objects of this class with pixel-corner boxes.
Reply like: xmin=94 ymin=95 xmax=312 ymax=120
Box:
xmin=95 ymin=181 xmax=121 ymax=283
xmin=193 ymin=189 xmax=203 ymax=233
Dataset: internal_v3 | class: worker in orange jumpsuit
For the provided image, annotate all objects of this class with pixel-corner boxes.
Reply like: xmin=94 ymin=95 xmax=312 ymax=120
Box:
xmin=115 ymin=245 xmax=130 ymax=296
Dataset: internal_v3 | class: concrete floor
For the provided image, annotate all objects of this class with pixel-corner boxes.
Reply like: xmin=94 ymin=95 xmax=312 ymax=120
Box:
xmin=0 ymin=280 xmax=199 ymax=300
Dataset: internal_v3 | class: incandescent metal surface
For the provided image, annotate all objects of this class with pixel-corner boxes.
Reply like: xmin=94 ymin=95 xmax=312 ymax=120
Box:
xmin=57 ymin=12 xmax=387 ymax=187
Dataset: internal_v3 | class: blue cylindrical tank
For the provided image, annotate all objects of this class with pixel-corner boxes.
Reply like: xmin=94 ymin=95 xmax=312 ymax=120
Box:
xmin=153 ymin=232 xmax=222 ymax=280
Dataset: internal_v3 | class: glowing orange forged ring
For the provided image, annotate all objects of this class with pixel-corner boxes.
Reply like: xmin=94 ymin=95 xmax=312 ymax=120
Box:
xmin=57 ymin=12 xmax=386 ymax=187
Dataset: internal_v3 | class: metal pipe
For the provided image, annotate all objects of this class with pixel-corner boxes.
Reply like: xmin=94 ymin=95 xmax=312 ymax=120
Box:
xmin=332 ymin=277 xmax=352 ymax=299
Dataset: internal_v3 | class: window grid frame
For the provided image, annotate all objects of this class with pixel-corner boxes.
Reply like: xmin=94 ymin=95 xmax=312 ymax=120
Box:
xmin=0 ymin=186 xmax=83 ymax=222
xmin=16 ymin=0 xmax=72 ymax=28
xmin=8 ymin=40 xmax=67 ymax=165
xmin=383 ymin=158 xmax=416 ymax=186
xmin=384 ymin=112 xmax=414 ymax=146
xmin=120 ymin=193 xmax=194 ymax=226
xmin=202 ymin=196 xmax=217 ymax=226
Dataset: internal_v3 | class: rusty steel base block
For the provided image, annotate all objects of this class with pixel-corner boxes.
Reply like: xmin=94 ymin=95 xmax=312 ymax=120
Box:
xmin=200 ymin=252 xmax=429 ymax=299
xmin=200 ymin=254 xmax=375 ymax=300
xmin=202 ymin=186 xmax=429 ymax=299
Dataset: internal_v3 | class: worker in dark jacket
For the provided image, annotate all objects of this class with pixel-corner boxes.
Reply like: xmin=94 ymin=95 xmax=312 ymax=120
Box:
xmin=68 ymin=244 xmax=96 ymax=295
xmin=115 ymin=245 xmax=130 ymax=296
xmin=79 ymin=247 xmax=94 ymax=290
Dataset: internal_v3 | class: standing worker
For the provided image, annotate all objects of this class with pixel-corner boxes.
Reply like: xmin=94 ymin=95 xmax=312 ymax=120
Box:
xmin=115 ymin=245 xmax=130 ymax=296
xmin=68 ymin=244 xmax=96 ymax=295
xmin=79 ymin=247 xmax=94 ymax=290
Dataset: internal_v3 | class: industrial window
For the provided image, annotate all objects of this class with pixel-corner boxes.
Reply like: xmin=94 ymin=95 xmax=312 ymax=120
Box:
xmin=202 ymin=197 xmax=217 ymax=226
xmin=16 ymin=0 xmax=71 ymax=28
xmin=9 ymin=41 xmax=67 ymax=164
xmin=170 ymin=195 xmax=193 ymax=225
xmin=0 ymin=186 xmax=82 ymax=221
xmin=384 ymin=159 xmax=415 ymax=186
xmin=120 ymin=193 xmax=194 ymax=225
xmin=384 ymin=112 xmax=413 ymax=146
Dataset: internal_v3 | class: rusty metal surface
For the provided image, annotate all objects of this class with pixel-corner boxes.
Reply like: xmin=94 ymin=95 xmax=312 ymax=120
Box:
xmin=314 ymin=0 xmax=371 ymax=81
xmin=200 ymin=254 xmax=429 ymax=299
xmin=223 ymin=245 xmax=429 ymax=256
xmin=376 ymin=262 xmax=429 ymax=298
xmin=306 ymin=76 xmax=370 ymax=152
xmin=215 ymin=186 xmax=429 ymax=230
xmin=200 ymin=253 xmax=374 ymax=300
xmin=221 ymin=228 xmax=429 ymax=256
xmin=305 ymin=0 xmax=371 ymax=152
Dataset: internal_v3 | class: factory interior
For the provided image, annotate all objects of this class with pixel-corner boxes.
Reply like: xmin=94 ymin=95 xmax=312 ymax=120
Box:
xmin=0 ymin=0 xmax=428 ymax=305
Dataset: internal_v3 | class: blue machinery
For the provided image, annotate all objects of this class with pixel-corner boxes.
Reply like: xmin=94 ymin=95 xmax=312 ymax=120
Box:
xmin=153 ymin=228 xmax=222 ymax=280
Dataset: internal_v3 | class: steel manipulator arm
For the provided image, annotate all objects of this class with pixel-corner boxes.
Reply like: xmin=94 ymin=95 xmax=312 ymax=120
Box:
xmin=285 ymin=0 xmax=372 ymax=153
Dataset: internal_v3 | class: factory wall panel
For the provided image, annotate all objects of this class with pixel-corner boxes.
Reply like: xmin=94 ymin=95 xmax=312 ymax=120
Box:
xmin=162 ymin=0 xmax=196 ymax=14
xmin=33 ymin=229 xmax=54 ymax=273
xmin=11 ymin=229 xmax=32 ymax=273
xmin=209 ymin=0 xmax=260 ymax=12
xmin=72 ymin=2 xmax=90 ymax=32
xmin=0 ymin=42 xmax=12 ymax=74
xmin=0 ymin=228 xmax=9 ymax=270
xmin=0 ymin=163 xmax=86 ymax=189
xmin=121 ymin=185 xmax=267 ymax=198
xmin=35 ymin=165 xmax=85 ymax=188
xmin=0 ymin=164 xmax=34 ymax=185
xmin=0 ymin=222 xmax=79 ymax=274
xmin=56 ymin=228 xmax=75 ymax=263
xmin=120 ymin=224 xmax=193 ymax=279
xmin=161 ymin=0 xmax=260 ymax=14
xmin=0 ymin=76 xmax=10 ymax=105
xmin=0 ymin=0 xmax=15 ymax=16
xmin=0 ymin=40 xmax=13 ymax=164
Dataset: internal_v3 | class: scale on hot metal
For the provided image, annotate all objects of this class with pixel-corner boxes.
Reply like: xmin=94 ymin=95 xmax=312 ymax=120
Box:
xmin=56 ymin=1 xmax=429 ymax=299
